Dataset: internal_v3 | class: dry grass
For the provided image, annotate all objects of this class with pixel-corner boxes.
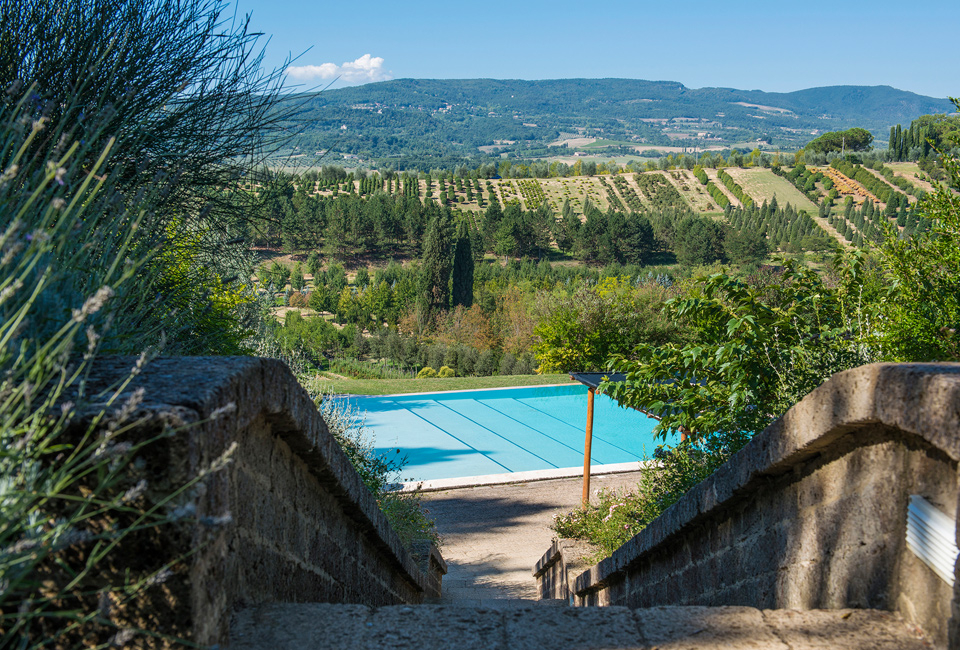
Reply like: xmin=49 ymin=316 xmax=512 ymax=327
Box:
xmin=886 ymin=162 xmax=938 ymax=194
xmin=723 ymin=168 xmax=819 ymax=212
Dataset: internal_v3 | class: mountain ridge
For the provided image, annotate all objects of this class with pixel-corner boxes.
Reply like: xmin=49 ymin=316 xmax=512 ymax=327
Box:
xmin=281 ymin=79 xmax=955 ymax=165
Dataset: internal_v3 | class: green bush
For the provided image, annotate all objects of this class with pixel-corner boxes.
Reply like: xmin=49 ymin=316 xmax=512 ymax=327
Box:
xmin=438 ymin=365 xmax=456 ymax=378
xmin=417 ymin=366 xmax=438 ymax=378
xmin=552 ymin=430 xmax=750 ymax=559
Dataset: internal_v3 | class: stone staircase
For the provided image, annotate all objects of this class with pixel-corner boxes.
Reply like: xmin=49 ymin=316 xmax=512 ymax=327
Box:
xmin=230 ymin=602 xmax=932 ymax=649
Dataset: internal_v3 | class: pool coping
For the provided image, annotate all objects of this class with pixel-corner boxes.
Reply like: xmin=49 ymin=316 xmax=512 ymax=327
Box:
xmin=342 ymin=382 xmax=574 ymax=399
xmin=393 ymin=460 xmax=654 ymax=493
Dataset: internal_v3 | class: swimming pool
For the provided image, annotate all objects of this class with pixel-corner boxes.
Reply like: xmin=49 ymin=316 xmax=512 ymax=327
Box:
xmin=352 ymin=383 xmax=678 ymax=482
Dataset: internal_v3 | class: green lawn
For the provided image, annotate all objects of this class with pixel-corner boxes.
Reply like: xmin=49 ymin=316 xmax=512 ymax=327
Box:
xmin=304 ymin=373 xmax=572 ymax=396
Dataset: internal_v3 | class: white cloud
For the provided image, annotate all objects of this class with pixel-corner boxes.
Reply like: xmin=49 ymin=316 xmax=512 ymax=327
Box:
xmin=286 ymin=54 xmax=392 ymax=85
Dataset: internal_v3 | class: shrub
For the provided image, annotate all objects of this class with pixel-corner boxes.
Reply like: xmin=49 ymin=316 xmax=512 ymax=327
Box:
xmin=289 ymin=291 xmax=308 ymax=308
xmin=417 ymin=366 xmax=438 ymax=378
xmin=552 ymin=430 xmax=750 ymax=559
xmin=2 ymin=0 xmax=290 ymax=355
xmin=474 ymin=350 xmax=498 ymax=376
xmin=1 ymin=0 xmax=289 ymax=643
xmin=498 ymin=352 xmax=516 ymax=376
xmin=437 ymin=365 xmax=456 ymax=378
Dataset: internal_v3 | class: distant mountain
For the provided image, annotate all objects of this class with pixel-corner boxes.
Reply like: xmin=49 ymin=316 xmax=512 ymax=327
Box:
xmin=280 ymin=79 xmax=953 ymax=167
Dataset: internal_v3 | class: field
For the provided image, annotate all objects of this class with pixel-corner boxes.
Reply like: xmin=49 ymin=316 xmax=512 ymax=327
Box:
xmin=703 ymin=168 xmax=742 ymax=207
xmin=317 ymin=167 xmax=854 ymax=219
xmin=886 ymin=162 xmax=938 ymax=194
xmin=305 ymin=372 xmax=571 ymax=396
xmin=723 ymin=167 xmax=820 ymax=212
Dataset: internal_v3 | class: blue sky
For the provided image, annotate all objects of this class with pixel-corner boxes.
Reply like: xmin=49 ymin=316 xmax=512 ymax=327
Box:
xmin=230 ymin=0 xmax=959 ymax=98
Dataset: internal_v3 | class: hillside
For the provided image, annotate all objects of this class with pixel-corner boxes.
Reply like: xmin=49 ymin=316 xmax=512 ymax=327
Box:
xmin=279 ymin=80 xmax=953 ymax=167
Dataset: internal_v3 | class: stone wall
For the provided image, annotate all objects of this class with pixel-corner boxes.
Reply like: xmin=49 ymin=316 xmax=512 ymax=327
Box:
xmin=536 ymin=363 xmax=960 ymax=648
xmin=77 ymin=357 xmax=445 ymax=647
xmin=534 ymin=539 xmax=597 ymax=602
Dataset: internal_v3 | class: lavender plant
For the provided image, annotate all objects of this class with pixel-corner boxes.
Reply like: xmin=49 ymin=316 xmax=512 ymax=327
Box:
xmin=1 ymin=0 xmax=291 ymax=644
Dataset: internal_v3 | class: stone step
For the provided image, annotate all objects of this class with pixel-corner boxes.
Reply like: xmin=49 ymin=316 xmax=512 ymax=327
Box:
xmin=424 ymin=597 xmax=567 ymax=609
xmin=230 ymin=603 xmax=931 ymax=650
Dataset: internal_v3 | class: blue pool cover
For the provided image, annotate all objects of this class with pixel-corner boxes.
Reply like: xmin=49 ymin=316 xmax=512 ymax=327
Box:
xmin=351 ymin=383 xmax=679 ymax=481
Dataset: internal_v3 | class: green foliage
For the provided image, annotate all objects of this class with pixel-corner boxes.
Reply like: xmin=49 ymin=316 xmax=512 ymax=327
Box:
xmin=354 ymin=266 xmax=370 ymax=288
xmin=723 ymin=227 xmax=769 ymax=265
xmin=673 ymin=216 xmax=726 ymax=266
xmin=451 ymin=217 xmax=475 ymax=308
xmin=716 ymin=169 xmax=754 ymax=206
xmin=438 ymin=365 xmax=456 ymax=378
xmin=603 ymin=261 xmax=875 ymax=440
xmin=705 ymin=181 xmax=730 ymax=208
xmin=419 ymin=210 xmax=453 ymax=311
xmin=290 ymin=262 xmax=305 ymax=291
xmin=0 ymin=0 xmax=289 ymax=639
xmin=877 ymin=112 xmax=960 ymax=361
xmin=693 ymin=165 xmax=709 ymax=185
xmin=889 ymin=113 xmax=960 ymax=162
xmin=533 ymin=277 xmax=686 ymax=372
xmin=830 ymin=158 xmax=906 ymax=205
xmin=417 ymin=366 xmax=438 ymax=378
xmin=804 ymin=127 xmax=873 ymax=153
xmin=634 ymin=172 xmax=684 ymax=209
xmin=552 ymin=430 xmax=750 ymax=558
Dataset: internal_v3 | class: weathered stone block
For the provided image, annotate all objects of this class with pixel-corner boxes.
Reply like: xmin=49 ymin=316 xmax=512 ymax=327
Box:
xmin=637 ymin=606 xmax=787 ymax=649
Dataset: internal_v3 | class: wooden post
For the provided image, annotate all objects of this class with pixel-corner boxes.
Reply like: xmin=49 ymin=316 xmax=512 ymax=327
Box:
xmin=582 ymin=387 xmax=595 ymax=505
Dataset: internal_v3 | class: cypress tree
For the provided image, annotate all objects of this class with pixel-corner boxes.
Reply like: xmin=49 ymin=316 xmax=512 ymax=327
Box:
xmin=451 ymin=218 xmax=474 ymax=308
xmin=420 ymin=210 xmax=453 ymax=312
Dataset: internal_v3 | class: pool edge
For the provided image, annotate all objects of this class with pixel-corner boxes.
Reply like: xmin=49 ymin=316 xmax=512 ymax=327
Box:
xmin=393 ymin=460 xmax=654 ymax=493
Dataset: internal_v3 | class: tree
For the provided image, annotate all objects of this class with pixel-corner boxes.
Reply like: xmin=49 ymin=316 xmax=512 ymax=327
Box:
xmin=604 ymin=262 xmax=875 ymax=441
xmin=555 ymin=199 xmax=580 ymax=253
xmin=290 ymin=262 xmax=305 ymax=291
xmin=482 ymin=201 xmax=503 ymax=251
xmin=420 ymin=210 xmax=453 ymax=311
xmin=724 ymin=228 xmax=769 ymax=265
xmin=306 ymin=252 xmax=322 ymax=279
xmin=674 ymin=216 xmax=726 ymax=266
xmin=451 ymin=218 xmax=474 ymax=308
xmin=878 ymin=113 xmax=960 ymax=361
xmin=534 ymin=278 xmax=686 ymax=372
xmin=805 ymin=128 xmax=874 ymax=153
xmin=355 ymin=266 xmax=370 ymax=289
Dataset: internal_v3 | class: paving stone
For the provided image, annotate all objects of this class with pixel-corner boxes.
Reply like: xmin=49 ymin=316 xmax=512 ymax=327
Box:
xmin=230 ymin=603 xmax=373 ymax=649
xmin=505 ymin=605 xmax=644 ymax=650
xmin=370 ymin=605 xmax=505 ymax=650
xmin=761 ymin=608 xmax=930 ymax=650
xmin=230 ymin=604 xmax=933 ymax=650
xmin=636 ymin=606 xmax=789 ymax=649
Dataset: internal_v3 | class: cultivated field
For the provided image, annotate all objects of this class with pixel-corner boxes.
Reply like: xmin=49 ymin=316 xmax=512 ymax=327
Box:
xmin=724 ymin=167 xmax=819 ymax=212
xmin=886 ymin=162 xmax=938 ymax=194
xmin=317 ymin=167 xmax=852 ymax=218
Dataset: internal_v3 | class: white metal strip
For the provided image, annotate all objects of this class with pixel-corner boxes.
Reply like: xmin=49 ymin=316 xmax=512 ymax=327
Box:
xmin=906 ymin=495 xmax=959 ymax=587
